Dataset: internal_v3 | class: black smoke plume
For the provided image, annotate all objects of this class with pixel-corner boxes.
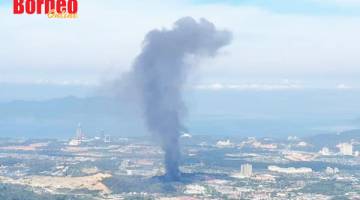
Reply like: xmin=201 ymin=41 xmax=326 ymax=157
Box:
xmin=127 ymin=17 xmax=232 ymax=181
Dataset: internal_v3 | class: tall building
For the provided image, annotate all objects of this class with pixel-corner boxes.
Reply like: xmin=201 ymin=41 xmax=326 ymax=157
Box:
xmin=240 ymin=163 xmax=253 ymax=177
xmin=337 ymin=143 xmax=353 ymax=156
xmin=68 ymin=123 xmax=85 ymax=146
xmin=104 ymin=135 xmax=111 ymax=143
xmin=76 ymin=123 xmax=85 ymax=141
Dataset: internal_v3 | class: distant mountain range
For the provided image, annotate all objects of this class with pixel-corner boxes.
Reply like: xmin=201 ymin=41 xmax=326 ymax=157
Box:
xmin=305 ymin=129 xmax=360 ymax=147
xmin=0 ymin=89 xmax=359 ymax=139
xmin=0 ymin=96 xmax=146 ymax=139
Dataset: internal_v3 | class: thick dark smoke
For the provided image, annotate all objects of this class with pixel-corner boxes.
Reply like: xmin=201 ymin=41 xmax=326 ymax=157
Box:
xmin=128 ymin=17 xmax=232 ymax=181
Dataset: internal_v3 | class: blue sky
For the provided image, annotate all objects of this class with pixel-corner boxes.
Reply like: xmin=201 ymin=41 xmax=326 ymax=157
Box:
xmin=1 ymin=0 xmax=360 ymax=100
xmin=192 ymin=0 xmax=360 ymax=15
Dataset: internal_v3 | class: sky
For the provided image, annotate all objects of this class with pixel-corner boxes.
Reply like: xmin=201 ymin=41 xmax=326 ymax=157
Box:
xmin=0 ymin=0 xmax=360 ymax=100
xmin=1 ymin=0 xmax=360 ymax=138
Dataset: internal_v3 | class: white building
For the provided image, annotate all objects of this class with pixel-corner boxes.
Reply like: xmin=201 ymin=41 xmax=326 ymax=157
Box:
xmin=104 ymin=135 xmax=111 ymax=143
xmin=355 ymin=151 xmax=359 ymax=157
xmin=325 ymin=167 xmax=339 ymax=174
xmin=184 ymin=184 xmax=206 ymax=195
xmin=240 ymin=163 xmax=253 ymax=177
xmin=68 ymin=123 xmax=85 ymax=146
xmin=337 ymin=143 xmax=353 ymax=156
xmin=68 ymin=139 xmax=81 ymax=146
xmin=216 ymin=140 xmax=234 ymax=148
xmin=296 ymin=141 xmax=308 ymax=147
xmin=319 ymin=147 xmax=331 ymax=156
xmin=268 ymin=165 xmax=312 ymax=174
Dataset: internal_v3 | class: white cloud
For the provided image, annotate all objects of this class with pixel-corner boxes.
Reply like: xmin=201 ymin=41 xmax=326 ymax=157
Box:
xmin=1 ymin=1 xmax=360 ymax=85
xmin=336 ymin=83 xmax=352 ymax=90
xmin=195 ymin=82 xmax=304 ymax=91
